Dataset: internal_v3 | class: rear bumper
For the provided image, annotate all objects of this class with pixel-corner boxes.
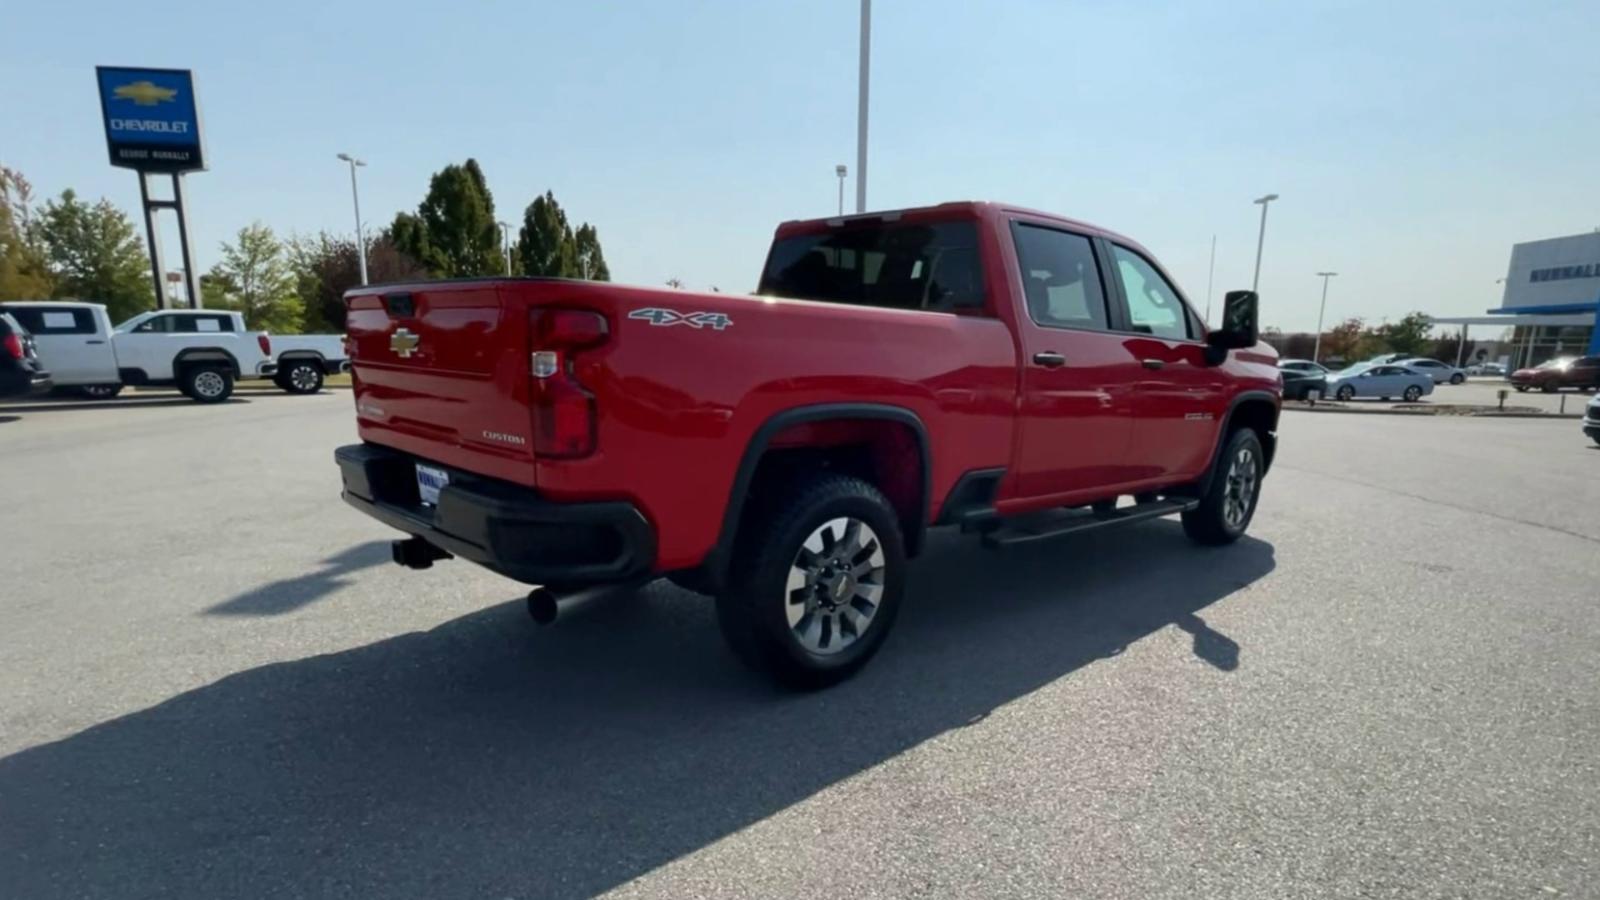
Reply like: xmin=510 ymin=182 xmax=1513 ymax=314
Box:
xmin=0 ymin=369 xmax=51 ymax=397
xmin=334 ymin=443 xmax=655 ymax=586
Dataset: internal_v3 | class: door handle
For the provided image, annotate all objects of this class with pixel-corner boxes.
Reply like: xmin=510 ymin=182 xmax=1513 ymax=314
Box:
xmin=1140 ymin=358 xmax=1165 ymax=370
xmin=1032 ymin=351 xmax=1066 ymax=368
xmin=86 ymin=339 xmax=106 ymax=345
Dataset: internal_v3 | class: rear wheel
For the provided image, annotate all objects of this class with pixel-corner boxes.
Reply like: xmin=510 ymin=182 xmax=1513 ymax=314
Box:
xmin=1335 ymin=385 xmax=1355 ymax=401
xmin=279 ymin=360 xmax=324 ymax=394
xmin=78 ymin=384 xmax=123 ymax=400
xmin=1182 ymin=428 xmax=1264 ymax=546
xmin=716 ymin=474 xmax=906 ymax=689
xmin=1449 ymin=373 xmax=1465 ymax=385
xmin=1541 ymin=382 xmax=1557 ymax=393
xmin=180 ymin=366 xmax=234 ymax=404
xmin=1403 ymin=385 xmax=1423 ymax=402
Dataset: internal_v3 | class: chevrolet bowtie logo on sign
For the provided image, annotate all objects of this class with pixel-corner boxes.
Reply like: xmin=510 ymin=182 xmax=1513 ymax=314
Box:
xmin=390 ymin=328 xmax=421 ymax=358
xmin=95 ymin=66 xmax=206 ymax=172
xmin=112 ymin=80 xmax=178 ymax=106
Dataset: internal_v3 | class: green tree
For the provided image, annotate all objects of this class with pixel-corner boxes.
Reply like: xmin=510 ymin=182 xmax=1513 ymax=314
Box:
xmin=1319 ymin=317 xmax=1369 ymax=364
xmin=516 ymin=191 xmax=577 ymax=277
xmin=289 ymin=229 xmax=425 ymax=332
xmin=204 ymin=223 xmax=304 ymax=333
xmin=390 ymin=159 xmax=501 ymax=277
xmin=1374 ymin=311 xmax=1432 ymax=356
xmin=0 ymin=167 xmax=54 ymax=301
xmin=573 ymin=222 xmax=610 ymax=281
xmin=36 ymin=189 xmax=154 ymax=321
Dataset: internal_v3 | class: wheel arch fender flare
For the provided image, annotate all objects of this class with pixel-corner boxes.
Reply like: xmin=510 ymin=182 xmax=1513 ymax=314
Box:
xmin=1198 ymin=390 xmax=1280 ymax=495
xmin=705 ymin=403 xmax=933 ymax=590
xmin=173 ymin=347 xmax=242 ymax=378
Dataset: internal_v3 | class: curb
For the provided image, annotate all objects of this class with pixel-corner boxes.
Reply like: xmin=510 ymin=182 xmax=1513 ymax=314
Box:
xmin=1283 ymin=404 xmax=1583 ymax=420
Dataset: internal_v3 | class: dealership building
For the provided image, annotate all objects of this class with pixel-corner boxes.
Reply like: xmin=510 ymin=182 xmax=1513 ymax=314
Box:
xmin=1435 ymin=231 xmax=1600 ymax=368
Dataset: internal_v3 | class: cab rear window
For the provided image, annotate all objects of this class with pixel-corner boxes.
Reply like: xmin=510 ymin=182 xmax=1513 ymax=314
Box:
xmin=759 ymin=221 xmax=986 ymax=314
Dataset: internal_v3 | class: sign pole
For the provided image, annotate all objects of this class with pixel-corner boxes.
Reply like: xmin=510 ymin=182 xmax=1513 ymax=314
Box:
xmin=136 ymin=172 xmax=169 ymax=310
xmin=96 ymin=66 xmax=208 ymax=311
xmin=171 ymin=173 xmax=202 ymax=308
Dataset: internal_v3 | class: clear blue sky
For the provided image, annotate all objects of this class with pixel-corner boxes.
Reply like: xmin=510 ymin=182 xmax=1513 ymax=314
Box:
xmin=4 ymin=0 xmax=1597 ymax=332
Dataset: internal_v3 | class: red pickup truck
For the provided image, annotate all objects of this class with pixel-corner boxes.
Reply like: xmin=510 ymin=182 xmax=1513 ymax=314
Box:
xmin=336 ymin=201 xmax=1280 ymax=687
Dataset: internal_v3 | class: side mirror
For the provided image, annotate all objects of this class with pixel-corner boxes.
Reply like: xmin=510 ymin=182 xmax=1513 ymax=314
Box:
xmin=1204 ymin=290 xmax=1259 ymax=364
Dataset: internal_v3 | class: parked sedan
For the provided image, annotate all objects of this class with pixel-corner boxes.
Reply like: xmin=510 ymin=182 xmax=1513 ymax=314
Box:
xmin=1396 ymin=357 xmax=1466 ymax=385
xmin=1510 ymin=355 xmax=1600 ymax=393
xmin=1325 ymin=363 xmax=1436 ymax=402
xmin=1277 ymin=359 xmax=1329 ymax=400
xmin=0 ymin=312 xmax=52 ymax=398
xmin=1465 ymin=361 xmax=1506 ymax=376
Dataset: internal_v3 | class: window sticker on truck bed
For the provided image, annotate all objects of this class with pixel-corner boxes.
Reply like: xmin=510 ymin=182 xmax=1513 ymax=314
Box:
xmin=628 ymin=308 xmax=733 ymax=330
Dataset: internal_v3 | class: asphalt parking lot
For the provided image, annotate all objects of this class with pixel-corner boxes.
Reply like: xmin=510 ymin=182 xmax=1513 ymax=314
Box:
xmin=2 ymin=392 xmax=1598 ymax=899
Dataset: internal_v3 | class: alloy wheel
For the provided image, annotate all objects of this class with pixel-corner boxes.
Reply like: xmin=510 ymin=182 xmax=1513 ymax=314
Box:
xmin=1223 ymin=446 xmax=1258 ymax=529
xmin=193 ymin=371 xmax=227 ymax=398
xmin=289 ymin=364 xmax=320 ymax=391
xmin=785 ymin=517 xmax=886 ymax=655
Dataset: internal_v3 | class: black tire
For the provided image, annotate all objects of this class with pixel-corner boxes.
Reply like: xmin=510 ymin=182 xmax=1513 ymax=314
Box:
xmin=1182 ymin=428 xmax=1264 ymax=547
xmin=1403 ymin=385 xmax=1423 ymax=402
xmin=77 ymin=384 xmax=123 ymax=400
xmin=1541 ymin=382 xmax=1557 ymax=393
xmin=1449 ymin=373 xmax=1465 ymax=385
xmin=280 ymin=360 xmax=324 ymax=394
xmin=1335 ymin=385 xmax=1355 ymax=401
xmin=715 ymin=474 xmax=906 ymax=689
xmin=180 ymin=366 xmax=234 ymax=404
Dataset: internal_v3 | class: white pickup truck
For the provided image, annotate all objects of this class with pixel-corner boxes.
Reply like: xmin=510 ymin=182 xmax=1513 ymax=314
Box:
xmin=0 ymin=302 xmax=273 ymax=402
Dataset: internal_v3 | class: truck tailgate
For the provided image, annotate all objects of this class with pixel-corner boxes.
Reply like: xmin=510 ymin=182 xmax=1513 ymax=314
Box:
xmin=345 ymin=282 xmax=537 ymax=486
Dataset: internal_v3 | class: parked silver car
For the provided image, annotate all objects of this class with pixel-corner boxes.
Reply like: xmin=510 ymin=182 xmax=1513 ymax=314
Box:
xmin=1396 ymin=357 xmax=1466 ymax=385
xmin=1326 ymin=363 xmax=1436 ymax=402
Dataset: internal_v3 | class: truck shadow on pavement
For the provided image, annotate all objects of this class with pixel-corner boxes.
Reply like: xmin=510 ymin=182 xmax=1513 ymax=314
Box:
xmin=0 ymin=522 xmax=1273 ymax=900
xmin=204 ymin=541 xmax=393 ymax=616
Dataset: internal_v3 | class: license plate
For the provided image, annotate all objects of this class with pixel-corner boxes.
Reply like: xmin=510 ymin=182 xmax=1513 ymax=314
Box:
xmin=415 ymin=464 xmax=449 ymax=506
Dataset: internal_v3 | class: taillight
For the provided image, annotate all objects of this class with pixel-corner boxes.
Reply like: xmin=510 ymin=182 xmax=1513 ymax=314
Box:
xmin=2 ymin=333 xmax=21 ymax=360
xmin=529 ymin=309 xmax=609 ymax=458
xmin=258 ymin=333 xmax=272 ymax=356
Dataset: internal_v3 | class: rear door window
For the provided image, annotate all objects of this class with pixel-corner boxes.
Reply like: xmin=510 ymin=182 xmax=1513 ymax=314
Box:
xmin=1010 ymin=224 xmax=1109 ymax=331
xmin=759 ymin=220 xmax=987 ymax=314
xmin=8 ymin=307 xmax=97 ymax=335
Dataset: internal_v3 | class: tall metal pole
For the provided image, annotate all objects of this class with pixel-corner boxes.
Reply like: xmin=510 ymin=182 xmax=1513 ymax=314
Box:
xmin=170 ymin=174 xmax=203 ymax=308
xmin=1313 ymin=271 xmax=1337 ymax=362
xmin=1204 ymin=234 xmax=1216 ymax=325
xmin=1251 ymin=193 xmax=1278 ymax=293
xmin=836 ymin=164 xmax=848 ymax=215
xmin=497 ymin=220 xmax=513 ymax=275
xmin=137 ymin=173 xmax=168 ymax=310
xmin=855 ymin=0 xmax=871 ymax=214
xmin=339 ymin=154 xmax=368 ymax=285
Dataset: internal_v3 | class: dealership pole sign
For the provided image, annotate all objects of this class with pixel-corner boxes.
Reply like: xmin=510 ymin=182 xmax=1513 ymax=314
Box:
xmin=96 ymin=67 xmax=206 ymax=172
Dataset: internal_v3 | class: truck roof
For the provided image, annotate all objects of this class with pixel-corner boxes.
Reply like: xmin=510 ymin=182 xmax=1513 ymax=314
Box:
xmin=774 ymin=200 xmax=1147 ymax=252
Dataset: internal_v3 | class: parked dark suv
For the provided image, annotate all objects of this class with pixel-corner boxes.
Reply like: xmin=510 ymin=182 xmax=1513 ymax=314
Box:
xmin=1510 ymin=355 xmax=1600 ymax=393
xmin=0 ymin=312 xmax=52 ymax=398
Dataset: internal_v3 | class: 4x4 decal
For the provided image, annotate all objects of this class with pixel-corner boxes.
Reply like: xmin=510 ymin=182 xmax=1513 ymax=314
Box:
xmin=628 ymin=308 xmax=733 ymax=331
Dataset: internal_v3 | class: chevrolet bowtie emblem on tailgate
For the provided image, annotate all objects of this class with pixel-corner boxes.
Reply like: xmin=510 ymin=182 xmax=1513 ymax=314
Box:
xmin=389 ymin=328 xmax=420 ymax=358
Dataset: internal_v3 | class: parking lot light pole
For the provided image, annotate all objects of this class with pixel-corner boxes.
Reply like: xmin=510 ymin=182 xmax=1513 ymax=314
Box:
xmin=1313 ymin=271 xmax=1337 ymax=362
xmin=835 ymin=164 xmax=848 ymax=215
xmin=337 ymin=153 xmax=368 ymax=285
xmin=1251 ymin=193 xmax=1279 ymax=293
xmin=855 ymin=0 xmax=871 ymax=213
xmin=498 ymin=220 xmax=513 ymax=275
